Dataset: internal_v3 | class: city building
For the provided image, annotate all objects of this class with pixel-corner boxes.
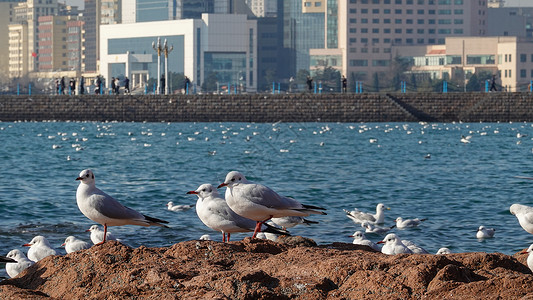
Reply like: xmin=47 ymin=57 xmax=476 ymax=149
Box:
xmin=84 ymin=0 xmax=121 ymax=73
xmin=37 ymin=15 xmax=70 ymax=73
xmin=12 ymin=0 xmax=59 ymax=74
xmin=488 ymin=6 xmax=533 ymax=38
xmin=67 ymin=18 xmax=85 ymax=72
xmin=8 ymin=22 xmax=28 ymax=78
xmin=99 ymin=13 xmax=257 ymax=92
xmin=0 ymin=0 xmax=23 ymax=82
xmin=397 ymin=36 xmax=533 ymax=92
xmin=246 ymin=0 xmax=277 ymax=17
xmin=310 ymin=0 xmax=489 ymax=84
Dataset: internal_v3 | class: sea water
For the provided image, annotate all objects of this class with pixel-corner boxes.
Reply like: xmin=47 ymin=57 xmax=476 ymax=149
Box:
xmin=1 ymin=121 xmax=533 ymax=276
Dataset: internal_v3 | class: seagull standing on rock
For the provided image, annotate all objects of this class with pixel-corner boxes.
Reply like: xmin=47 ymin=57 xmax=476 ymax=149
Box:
xmin=87 ymin=225 xmax=119 ymax=244
xmin=378 ymin=233 xmax=413 ymax=255
xmin=187 ymin=183 xmax=289 ymax=242
xmin=218 ymin=171 xmax=326 ymax=238
xmin=521 ymin=244 xmax=533 ymax=272
xmin=62 ymin=236 xmax=91 ymax=253
xmin=23 ymin=236 xmax=57 ymax=262
xmin=349 ymin=231 xmax=381 ymax=251
xmin=76 ymin=169 xmax=169 ymax=244
xmin=5 ymin=249 xmax=33 ymax=278
xmin=510 ymin=203 xmax=533 ymax=234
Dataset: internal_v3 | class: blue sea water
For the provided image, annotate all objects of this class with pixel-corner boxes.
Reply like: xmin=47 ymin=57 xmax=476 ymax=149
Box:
xmin=1 ymin=121 xmax=533 ymax=276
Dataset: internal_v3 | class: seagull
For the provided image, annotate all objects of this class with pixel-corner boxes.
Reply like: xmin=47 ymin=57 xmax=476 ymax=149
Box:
xmin=87 ymin=225 xmax=119 ymax=245
xmin=218 ymin=171 xmax=326 ymax=238
xmin=256 ymin=232 xmax=279 ymax=242
xmin=5 ymin=249 xmax=34 ymax=278
xmin=344 ymin=203 xmax=389 ymax=224
xmin=521 ymin=244 xmax=533 ymax=272
xmin=0 ymin=255 xmax=16 ymax=263
xmin=436 ymin=247 xmax=452 ymax=255
xmin=270 ymin=216 xmax=319 ymax=230
xmin=378 ymin=233 xmax=413 ymax=255
xmin=476 ymin=226 xmax=495 ymax=239
xmin=76 ymin=169 xmax=169 ymax=244
xmin=187 ymin=183 xmax=289 ymax=242
xmin=23 ymin=236 xmax=57 ymax=262
xmin=395 ymin=217 xmax=427 ymax=229
xmin=166 ymin=201 xmax=193 ymax=212
xmin=199 ymin=234 xmax=212 ymax=241
xmin=62 ymin=236 xmax=91 ymax=253
xmin=361 ymin=221 xmax=395 ymax=235
xmin=461 ymin=135 xmax=472 ymax=143
xmin=401 ymin=239 xmax=429 ymax=254
xmin=349 ymin=231 xmax=380 ymax=251
xmin=510 ymin=203 xmax=533 ymax=234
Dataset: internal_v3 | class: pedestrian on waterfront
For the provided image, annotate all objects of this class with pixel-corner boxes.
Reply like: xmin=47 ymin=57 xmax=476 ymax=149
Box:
xmin=69 ymin=78 xmax=76 ymax=95
xmin=55 ymin=79 xmax=60 ymax=95
xmin=490 ymin=75 xmax=498 ymax=92
xmin=95 ymin=76 xmax=101 ymax=94
xmin=342 ymin=75 xmax=347 ymax=93
xmin=124 ymin=77 xmax=130 ymax=94
xmin=60 ymin=77 xmax=65 ymax=95
xmin=184 ymin=76 xmax=190 ymax=94
xmin=307 ymin=76 xmax=313 ymax=91
xmin=160 ymin=75 xmax=166 ymax=95
xmin=114 ymin=77 xmax=120 ymax=95
xmin=80 ymin=77 xmax=85 ymax=95
xmin=111 ymin=77 xmax=116 ymax=95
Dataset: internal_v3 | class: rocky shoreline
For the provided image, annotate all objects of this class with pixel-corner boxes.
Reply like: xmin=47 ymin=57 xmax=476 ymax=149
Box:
xmin=1 ymin=237 xmax=532 ymax=299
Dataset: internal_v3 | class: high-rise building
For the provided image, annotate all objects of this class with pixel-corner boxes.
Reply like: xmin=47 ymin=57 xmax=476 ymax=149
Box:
xmin=8 ymin=22 xmax=28 ymax=78
xmin=0 ymin=0 xmax=23 ymax=82
xmin=311 ymin=0 xmax=488 ymax=82
xmin=67 ymin=18 xmax=85 ymax=72
xmin=37 ymin=15 xmax=70 ymax=72
xmin=12 ymin=0 xmax=59 ymax=73
xmin=488 ymin=6 xmax=533 ymax=38
xmin=84 ymin=0 xmax=120 ymax=73
xmin=246 ymin=0 xmax=277 ymax=17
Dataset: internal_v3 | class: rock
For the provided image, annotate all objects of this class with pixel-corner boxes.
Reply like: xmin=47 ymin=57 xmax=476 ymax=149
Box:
xmin=1 ymin=239 xmax=533 ymax=299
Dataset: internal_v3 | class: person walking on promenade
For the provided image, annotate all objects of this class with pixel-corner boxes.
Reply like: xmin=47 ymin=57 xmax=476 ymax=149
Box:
xmin=307 ymin=76 xmax=313 ymax=91
xmin=124 ymin=77 xmax=130 ymax=94
xmin=184 ymin=76 xmax=190 ymax=94
xmin=490 ymin=75 xmax=498 ymax=92
xmin=342 ymin=75 xmax=347 ymax=93
xmin=60 ymin=77 xmax=65 ymax=95
xmin=114 ymin=77 xmax=120 ymax=95
xmin=160 ymin=75 xmax=166 ymax=95
xmin=69 ymin=78 xmax=76 ymax=95
xmin=111 ymin=77 xmax=116 ymax=95
xmin=79 ymin=77 xmax=85 ymax=95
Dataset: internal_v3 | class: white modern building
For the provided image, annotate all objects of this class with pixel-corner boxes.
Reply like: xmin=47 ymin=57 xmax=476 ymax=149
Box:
xmin=100 ymin=13 xmax=257 ymax=92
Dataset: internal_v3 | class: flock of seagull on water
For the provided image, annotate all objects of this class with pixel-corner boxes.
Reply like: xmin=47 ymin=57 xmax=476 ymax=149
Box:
xmin=2 ymin=168 xmax=533 ymax=279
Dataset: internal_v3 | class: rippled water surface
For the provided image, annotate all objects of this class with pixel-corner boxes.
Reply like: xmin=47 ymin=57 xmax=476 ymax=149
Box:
xmin=1 ymin=120 xmax=533 ymax=276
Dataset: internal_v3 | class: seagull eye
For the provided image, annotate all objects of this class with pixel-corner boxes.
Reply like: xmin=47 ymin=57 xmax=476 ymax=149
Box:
xmin=231 ymin=178 xmax=235 ymax=182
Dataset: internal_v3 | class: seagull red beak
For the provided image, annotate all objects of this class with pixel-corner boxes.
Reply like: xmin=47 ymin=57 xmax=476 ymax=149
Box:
xmin=217 ymin=183 xmax=227 ymax=188
xmin=22 ymin=243 xmax=31 ymax=247
xmin=186 ymin=191 xmax=198 ymax=194
xmin=348 ymin=235 xmax=354 ymax=238
xmin=61 ymin=243 xmax=66 ymax=247
xmin=522 ymin=250 xmax=529 ymax=254
xmin=377 ymin=241 xmax=385 ymax=244
xmin=76 ymin=177 xmax=83 ymax=181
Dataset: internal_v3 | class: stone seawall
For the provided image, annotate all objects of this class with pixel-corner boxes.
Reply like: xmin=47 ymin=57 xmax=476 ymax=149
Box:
xmin=0 ymin=93 xmax=532 ymax=122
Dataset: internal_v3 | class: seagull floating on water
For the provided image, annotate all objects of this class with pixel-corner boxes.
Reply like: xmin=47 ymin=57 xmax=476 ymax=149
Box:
xmin=76 ymin=169 xmax=169 ymax=244
xmin=344 ymin=203 xmax=389 ymax=224
xmin=218 ymin=171 xmax=326 ymax=238
xmin=166 ymin=201 xmax=194 ymax=212
xmin=476 ymin=226 xmax=495 ymax=239
xmin=361 ymin=221 xmax=395 ymax=235
xmin=395 ymin=217 xmax=427 ymax=229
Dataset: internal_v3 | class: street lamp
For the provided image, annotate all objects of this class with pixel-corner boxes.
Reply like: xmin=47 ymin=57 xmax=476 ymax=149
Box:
xmin=152 ymin=37 xmax=162 ymax=94
xmin=163 ymin=39 xmax=173 ymax=95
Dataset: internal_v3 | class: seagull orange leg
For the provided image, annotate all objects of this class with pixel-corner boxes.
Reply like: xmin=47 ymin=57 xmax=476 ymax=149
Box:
xmin=95 ymin=224 xmax=107 ymax=245
xmin=252 ymin=216 xmax=273 ymax=238
xmin=227 ymin=233 xmax=231 ymax=242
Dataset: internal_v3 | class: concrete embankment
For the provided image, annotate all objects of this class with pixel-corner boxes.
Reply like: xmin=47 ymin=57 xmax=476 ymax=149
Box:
xmin=0 ymin=93 xmax=531 ymax=122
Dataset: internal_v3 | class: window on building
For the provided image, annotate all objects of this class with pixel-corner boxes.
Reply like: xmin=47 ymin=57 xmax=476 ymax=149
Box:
xmin=350 ymin=28 xmax=357 ymax=33
xmin=384 ymin=28 xmax=391 ymax=33
xmin=372 ymin=28 xmax=379 ymax=33
xmin=372 ymin=9 xmax=379 ymax=13
xmin=406 ymin=19 xmax=413 ymax=24
xmin=395 ymin=19 xmax=402 ymax=24
xmin=361 ymin=48 xmax=368 ymax=53
xmin=521 ymin=54 xmax=527 ymax=62
xmin=418 ymin=10 xmax=424 ymax=14
xmin=395 ymin=28 xmax=402 ymax=34
xmin=454 ymin=9 xmax=463 ymax=14
xmin=454 ymin=29 xmax=463 ymax=34
xmin=350 ymin=60 xmax=368 ymax=66
xmin=361 ymin=28 xmax=368 ymax=33
xmin=418 ymin=19 xmax=424 ymax=24
xmin=417 ymin=29 xmax=424 ymax=34
xmin=454 ymin=19 xmax=463 ymax=24
xmin=384 ymin=19 xmax=391 ymax=23
xmin=406 ymin=29 xmax=413 ymax=34
xmin=384 ymin=9 xmax=391 ymax=14
xmin=361 ymin=19 xmax=368 ymax=23
xmin=521 ymin=69 xmax=527 ymax=78
xmin=417 ymin=38 xmax=425 ymax=44
xmin=373 ymin=19 xmax=379 ymax=24
xmin=395 ymin=10 xmax=402 ymax=15
xmin=372 ymin=48 xmax=380 ymax=53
